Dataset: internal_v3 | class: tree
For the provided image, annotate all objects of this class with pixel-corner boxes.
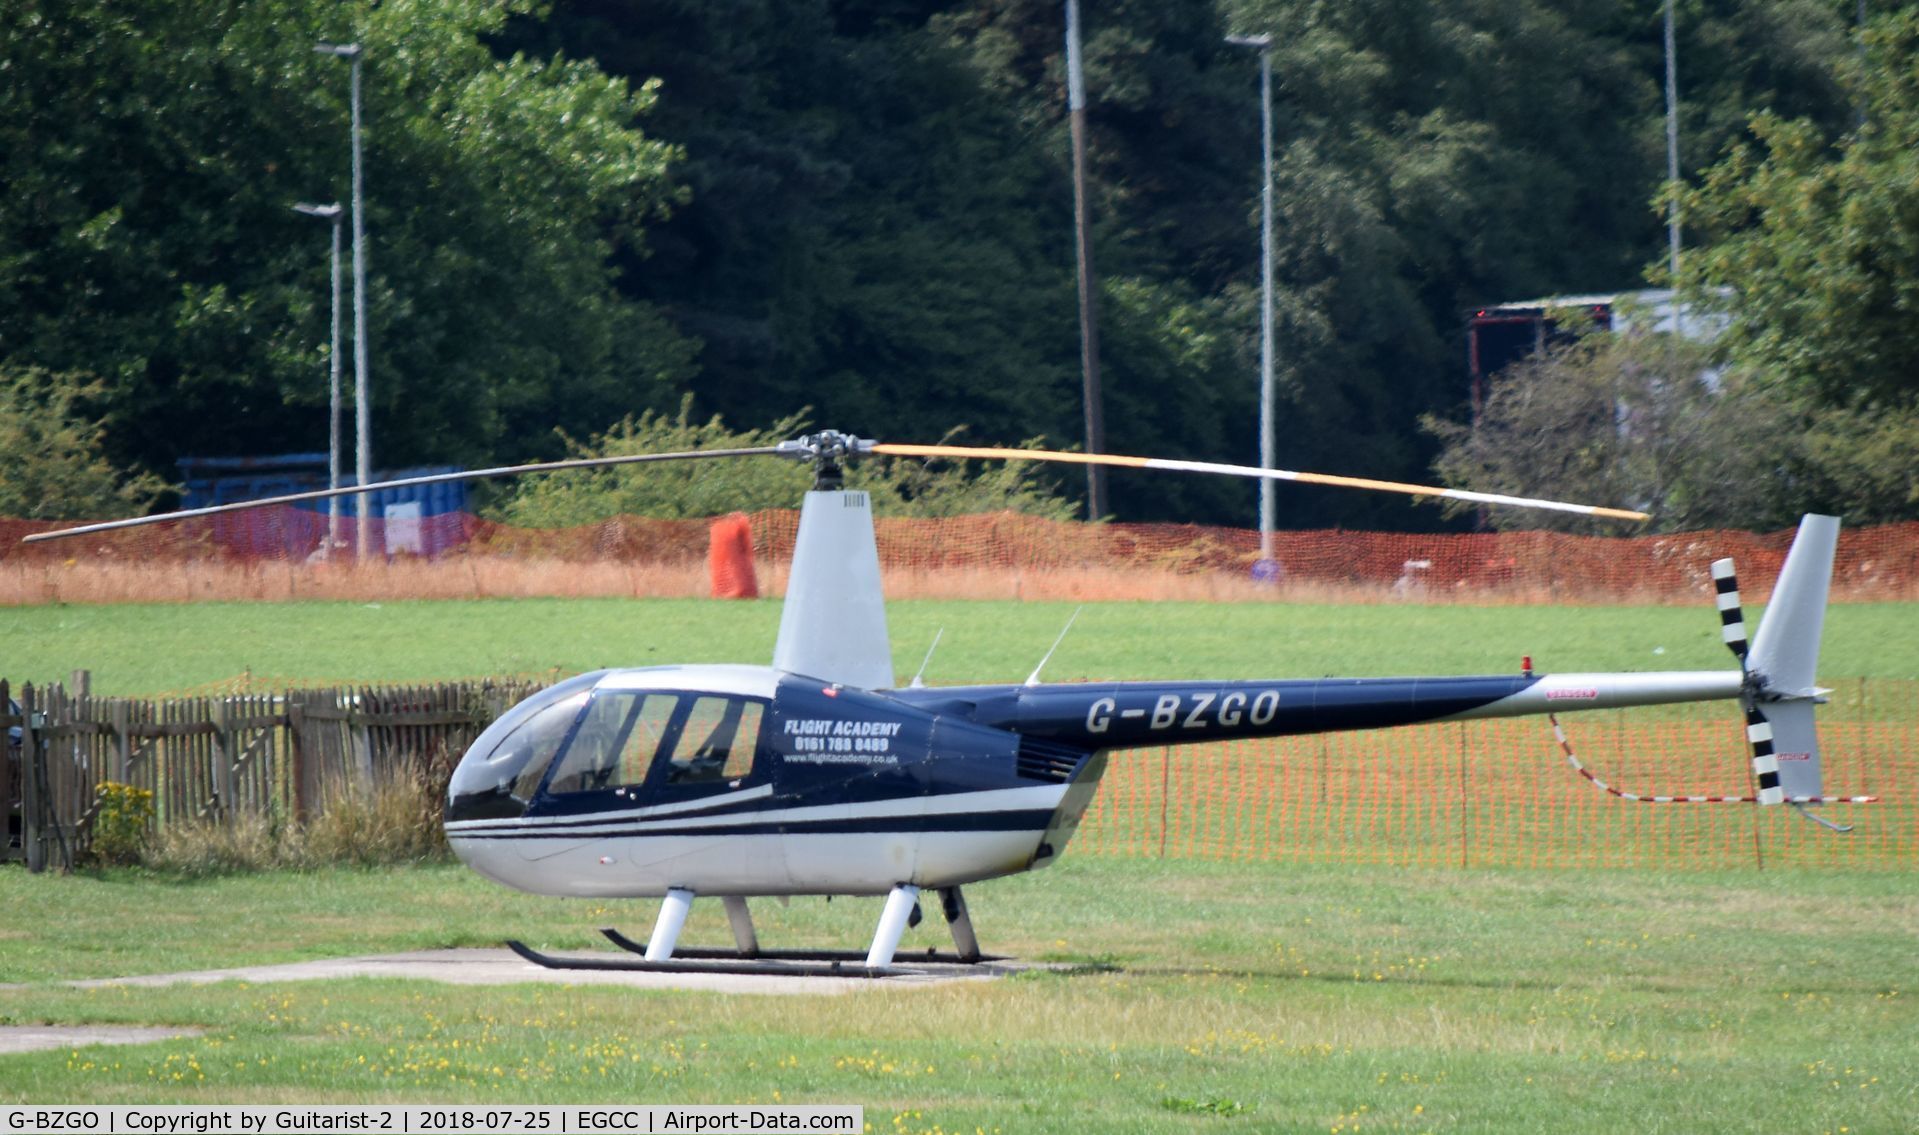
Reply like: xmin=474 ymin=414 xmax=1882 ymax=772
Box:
xmin=0 ymin=368 xmax=167 ymax=521
xmin=495 ymin=1 xmax=1085 ymax=451
xmin=0 ymin=0 xmax=692 ymax=489
xmin=1424 ymin=325 xmax=1803 ymax=533
xmin=1670 ymin=9 xmax=1919 ymax=521
xmin=1680 ymin=9 xmax=1919 ymax=411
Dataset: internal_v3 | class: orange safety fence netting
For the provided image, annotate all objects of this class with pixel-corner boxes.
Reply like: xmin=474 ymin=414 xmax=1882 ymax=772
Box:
xmin=6 ymin=509 xmax=1919 ymax=604
xmin=4 ymin=676 xmax=1910 ymax=870
xmin=1071 ymin=693 xmax=1917 ymax=870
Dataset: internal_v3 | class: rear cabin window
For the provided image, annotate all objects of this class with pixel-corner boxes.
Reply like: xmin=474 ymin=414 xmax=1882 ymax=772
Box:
xmin=665 ymin=697 xmax=763 ymax=784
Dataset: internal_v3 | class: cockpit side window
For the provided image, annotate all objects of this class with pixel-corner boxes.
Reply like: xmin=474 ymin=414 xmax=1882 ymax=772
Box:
xmin=662 ymin=697 xmax=764 ymax=785
xmin=544 ymin=692 xmax=677 ymax=796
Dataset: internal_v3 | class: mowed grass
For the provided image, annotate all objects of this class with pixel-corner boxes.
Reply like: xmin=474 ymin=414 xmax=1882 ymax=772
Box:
xmin=4 ymin=597 xmax=1919 ymax=694
xmin=2 ymin=597 xmax=1915 ymax=1127
xmin=0 ymin=860 xmax=1913 ymax=1131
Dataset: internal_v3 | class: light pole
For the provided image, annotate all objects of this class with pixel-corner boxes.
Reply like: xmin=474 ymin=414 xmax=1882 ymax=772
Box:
xmin=1065 ymin=0 xmax=1107 ymax=521
xmin=316 ymin=41 xmax=371 ymax=559
xmin=292 ymin=201 xmax=344 ymax=554
xmin=1663 ymin=0 xmax=1680 ymax=281
xmin=1226 ymin=32 xmax=1277 ymax=568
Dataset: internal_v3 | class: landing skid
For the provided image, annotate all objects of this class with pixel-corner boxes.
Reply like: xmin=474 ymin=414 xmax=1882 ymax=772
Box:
xmin=507 ymin=938 xmax=906 ymax=979
xmin=596 ymin=926 xmax=997 ymax=966
xmin=505 ymin=885 xmax=1000 ymax=978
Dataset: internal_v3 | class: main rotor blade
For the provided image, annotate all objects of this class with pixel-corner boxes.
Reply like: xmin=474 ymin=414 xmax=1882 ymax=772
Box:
xmin=20 ymin=446 xmax=785 ymax=543
xmin=869 ymin=443 xmax=1651 ymax=522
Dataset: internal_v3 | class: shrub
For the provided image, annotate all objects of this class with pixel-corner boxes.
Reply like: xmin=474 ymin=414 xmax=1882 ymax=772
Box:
xmin=88 ymin=781 xmax=154 ymax=866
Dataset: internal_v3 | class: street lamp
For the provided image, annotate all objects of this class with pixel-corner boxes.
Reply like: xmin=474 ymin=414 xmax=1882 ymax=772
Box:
xmin=1065 ymin=0 xmax=1107 ymax=521
xmin=315 ymin=41 xmax=371 ymax=558
xmin=1226 ymin=32 xmax=1277 ymax=569
xmin=292 ymin=201 xmax=344 ymax=554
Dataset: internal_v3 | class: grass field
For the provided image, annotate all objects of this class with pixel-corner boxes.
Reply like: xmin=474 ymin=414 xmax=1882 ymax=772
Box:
xmin=2 ymin=597 xmax=1915 ymax=1127
xmin=5 ymin=596 xmax=1919 ymax=694
xmin=0 ymin=860 xmax=1914 ymax=1131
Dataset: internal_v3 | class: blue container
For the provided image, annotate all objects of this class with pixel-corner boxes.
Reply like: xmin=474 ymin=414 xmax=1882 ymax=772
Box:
xmin=178 ymin=454 xmax=471 ymax=558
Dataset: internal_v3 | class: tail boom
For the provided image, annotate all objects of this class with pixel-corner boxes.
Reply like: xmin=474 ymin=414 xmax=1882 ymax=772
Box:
xmin=1440 ymin=670 xmax=1744 ymax=721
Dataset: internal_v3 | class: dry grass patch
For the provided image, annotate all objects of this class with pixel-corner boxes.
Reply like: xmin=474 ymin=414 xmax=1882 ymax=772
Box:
xmin=143 ymin=765 xmax=448 ymax=875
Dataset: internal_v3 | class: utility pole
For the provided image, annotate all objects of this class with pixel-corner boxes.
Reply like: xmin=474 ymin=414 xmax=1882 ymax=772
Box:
xmin=1065 ymin=0 xmax=1107 ymax=521
xmin=292 ymin=202 xmax=345 ymax=552
xmin=1226 ymin=33 xmax=1276 ymax=565
xmin=1664 ymin=0 xmax=1681 ymax=281
xmin=317 ymin=41 xmax=371 ymax=558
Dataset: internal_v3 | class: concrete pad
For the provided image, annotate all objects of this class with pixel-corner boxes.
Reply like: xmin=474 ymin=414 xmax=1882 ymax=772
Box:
xmin=53 ymin=948 xmax=1026 ymax=996
xmin=0 ymin=1026 xmax=202 ymax=1055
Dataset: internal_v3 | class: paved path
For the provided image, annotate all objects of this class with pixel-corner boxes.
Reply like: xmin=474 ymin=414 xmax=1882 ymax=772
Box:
xmin=0 ymin=1026 xmax=202 ymax=1055
xmin=22 ymin=947 xmax=1021 ymax=997
xmin=0 ymin=949 xmax=1024 ymax=1053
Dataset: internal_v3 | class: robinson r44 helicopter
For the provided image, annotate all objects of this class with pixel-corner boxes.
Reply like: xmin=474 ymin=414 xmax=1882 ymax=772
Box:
xmin=26 ymin=432 xmax=1862 ymax=975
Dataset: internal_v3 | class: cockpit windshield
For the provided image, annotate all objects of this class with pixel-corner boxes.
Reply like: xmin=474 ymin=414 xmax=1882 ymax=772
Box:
xmin=445 ymin=671 xmax=605 ymax=821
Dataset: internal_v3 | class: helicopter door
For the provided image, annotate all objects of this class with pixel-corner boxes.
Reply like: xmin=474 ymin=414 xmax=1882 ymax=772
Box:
xmin=524 ymin=689 xmax=778 ymax=887
xmin=655 ymin=697 xmax=761 ymax=786
xmin=514 ymin=690 xmax=676 ymax=860
xmin=627 ymin=695 xmax=781 ymax=890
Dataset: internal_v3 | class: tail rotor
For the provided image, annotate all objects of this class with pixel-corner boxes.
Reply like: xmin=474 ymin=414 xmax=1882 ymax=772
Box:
xmin=1715 ymin=518 xmax=1871 ymax=829
xmin=1712 ymin=557 xmax=1784 ymax=806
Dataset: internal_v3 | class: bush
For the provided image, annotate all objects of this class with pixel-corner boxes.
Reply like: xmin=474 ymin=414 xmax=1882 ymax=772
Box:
xmin=89 ymin=781 xmax=154 ymax=866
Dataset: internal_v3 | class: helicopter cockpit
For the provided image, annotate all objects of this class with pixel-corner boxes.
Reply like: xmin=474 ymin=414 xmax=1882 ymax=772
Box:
xmin=446 ymin=670 xmax=608 ymax=822
xmin=445 ymin=666 xmax=778 ymax=823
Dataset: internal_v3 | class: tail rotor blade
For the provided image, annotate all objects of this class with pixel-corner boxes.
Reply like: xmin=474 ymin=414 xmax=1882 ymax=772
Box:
xmin=869 ymin=443 xmax=1651 ymax=522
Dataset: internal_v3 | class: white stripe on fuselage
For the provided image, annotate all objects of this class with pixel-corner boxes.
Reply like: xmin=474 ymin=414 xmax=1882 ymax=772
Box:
xmin=445 ymin=784 xmax=1068 ymax=839
xmin=446 ymin=783 xmax=776 ymax=830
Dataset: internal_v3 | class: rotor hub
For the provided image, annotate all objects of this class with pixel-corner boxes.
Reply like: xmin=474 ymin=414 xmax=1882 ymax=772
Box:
xmin=775 ymin=431 xmax=875 ymax=491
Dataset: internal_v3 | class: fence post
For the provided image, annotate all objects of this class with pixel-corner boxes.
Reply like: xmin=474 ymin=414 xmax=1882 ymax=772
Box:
xmin=112 ymin=700 xmax=131 ymax=784
xmin=1457 ymin=721 xmax=1470 ymax=869
xmin=288 ymin=693 xmax=315 ymax=822
xmin=22 ymin=683 xmax=42 ymax=873
xmin=1 ymin=679 xmax=13 ymax=864
xmin=1157 ymin=747 xmax=1170 ymax=859
xmin=212 ymin=699 xmax=235 ymax=822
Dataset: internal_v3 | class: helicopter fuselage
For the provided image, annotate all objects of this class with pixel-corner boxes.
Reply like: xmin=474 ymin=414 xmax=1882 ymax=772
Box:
xmin=444 ymin=662 xmax=1741 ymax=900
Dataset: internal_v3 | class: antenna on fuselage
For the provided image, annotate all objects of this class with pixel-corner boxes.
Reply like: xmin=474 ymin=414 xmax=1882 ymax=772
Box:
xmin=909 ymin=628 xmax=945 ymax=689
xmin=1025 ymin=607 xmax=1083 ymax=687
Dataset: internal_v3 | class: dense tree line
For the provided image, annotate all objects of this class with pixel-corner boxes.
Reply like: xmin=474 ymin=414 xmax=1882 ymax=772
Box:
xmin=1 ymin=0 xmax=1910 ymax=530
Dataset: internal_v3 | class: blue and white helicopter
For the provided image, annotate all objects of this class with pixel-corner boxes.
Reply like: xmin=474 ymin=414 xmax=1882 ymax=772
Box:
xmin=26 ymin=432 xmax=1855 ymax=975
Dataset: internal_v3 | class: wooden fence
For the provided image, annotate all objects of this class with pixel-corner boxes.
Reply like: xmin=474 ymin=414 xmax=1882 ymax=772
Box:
xmin=1 ymin=675 xmax=544 ymax=872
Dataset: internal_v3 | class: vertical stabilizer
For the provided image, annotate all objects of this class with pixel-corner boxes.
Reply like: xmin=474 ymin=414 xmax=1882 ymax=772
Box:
xmin=773 ymin=490 xmax=894 ymax=689
xmin=1747 ymin=515 xmax=1839 ymax=698
xmin=1746 ymin=514 xmax=1840 ymax=802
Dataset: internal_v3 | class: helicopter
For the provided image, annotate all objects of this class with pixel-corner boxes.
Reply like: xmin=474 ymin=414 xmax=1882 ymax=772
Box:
xmin=23 ymin=431 xmax=1858 ymax=975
